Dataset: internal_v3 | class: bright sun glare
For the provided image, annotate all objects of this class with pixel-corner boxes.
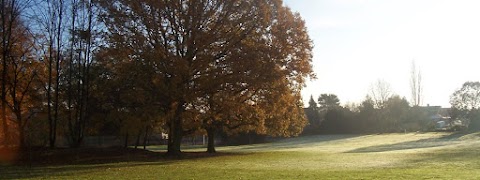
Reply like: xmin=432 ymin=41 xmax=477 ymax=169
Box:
xmin=284 ymin=0 xmax=480 ymax=107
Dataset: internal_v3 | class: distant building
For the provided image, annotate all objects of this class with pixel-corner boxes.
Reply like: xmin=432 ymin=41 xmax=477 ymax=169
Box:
xmin=419 ymin=105 xmax=467 ymax=131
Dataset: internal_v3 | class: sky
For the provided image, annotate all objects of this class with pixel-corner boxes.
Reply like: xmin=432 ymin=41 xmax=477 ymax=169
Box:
xmin=283 ymin=0 xmax=480 ymax=107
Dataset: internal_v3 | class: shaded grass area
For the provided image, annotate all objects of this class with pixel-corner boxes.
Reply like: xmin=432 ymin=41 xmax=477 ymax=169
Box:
xmin=0 ymin=147 xmax=239 ymax=179
xmin=2 ymin=132 xmax=480 ymax=179
xmin=1 ymin=147 xmax=162 ymax=166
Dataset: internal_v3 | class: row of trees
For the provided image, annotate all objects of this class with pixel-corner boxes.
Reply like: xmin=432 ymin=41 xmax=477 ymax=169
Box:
xmin=304 ymin=63 xmax=429 ymax=134
xmin=0 ymin=0 xmax=315 ymax=155
xmin=0 ymin=0 xmax=97 ymax=148
xmin=305 ymin=80 xmax=480 ymax=134
xmin=304 ymin=93 xmax=430 ymax=134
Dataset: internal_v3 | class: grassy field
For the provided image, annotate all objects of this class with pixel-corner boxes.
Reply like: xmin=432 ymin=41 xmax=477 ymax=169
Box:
xmin=2 ymin=132 xmax=480 ymax=179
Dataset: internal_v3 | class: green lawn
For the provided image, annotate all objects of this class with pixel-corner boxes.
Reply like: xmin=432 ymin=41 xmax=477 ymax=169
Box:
xmin=3 ymin=132 xmax=480 ymax=179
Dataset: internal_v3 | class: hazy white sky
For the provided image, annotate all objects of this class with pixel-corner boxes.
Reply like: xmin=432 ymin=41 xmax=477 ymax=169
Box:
xmin=284 ymin=0 xmax=480 ymax=107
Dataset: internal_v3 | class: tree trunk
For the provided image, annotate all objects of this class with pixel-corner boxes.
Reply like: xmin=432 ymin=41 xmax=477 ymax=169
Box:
xmin=1 ymin=95 xmax=7 ymax=145
xmin=67 ymin=0 xmax=75 ymax=140
xmin=167 ymin=119 xmax=183 ymax=156
xmin=124 ymin=132 xmax=129 ymax=148
xmin=14 ymin=110 xmax=25 ymax=148
xmin=134 ymin=130 xmax=141 ymax=149
xmin=0 ymin=0 xmax=13 ymax=146
xmin=53 ymin=0 xmax=63 ymax=150
xmin=18 ymin=124 xmax=24 ymax=148
xmin=143 ymin=126 xmax=149 ymax=150
xmin=167 ymin=102 xmax=184 ymax=156
xmin=47 ymin=45 xmax=54 ymax=148
xmin=1 ymin=59 xmax=6 ymax=144
xmin=0 ymin=35 xmax=5 ymax=145
xmin=53 ymin=48 xmax=61 ymax=147
xmin=248 ymin=133 xmax=253 ymax=144
xmin=206 ymin=127 xmax=216 ymax=153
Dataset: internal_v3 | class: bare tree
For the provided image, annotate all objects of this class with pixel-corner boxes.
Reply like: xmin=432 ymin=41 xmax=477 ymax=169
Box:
xmin=29 ymin=0 xmax=96 ymax=148
xmin=42 ymin=0 xmax=64 ymax=148
xmin=369 ymin=79 xmax=393 ymax=109
xmin=410 ymin=60 xmax=423 ymax=106
xmin=67 ymin=0 xmax=96 ymax=148
xmin=29 ymin=0 xmax=64 ymax=148
xmin=1 ymin=0 xmax=15 ymax=145
xmin=0 ymin=0 xmax=20 ymax=145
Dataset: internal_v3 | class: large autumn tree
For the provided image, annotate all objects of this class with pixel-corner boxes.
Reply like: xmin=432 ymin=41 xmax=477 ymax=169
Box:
xmin=96 ymin=0 xmax=314 ymax=156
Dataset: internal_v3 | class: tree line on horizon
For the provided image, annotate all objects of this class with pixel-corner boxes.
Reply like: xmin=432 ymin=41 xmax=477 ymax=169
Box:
xmin=0 ymin=0 xmax=315 ymax=155
xmin=304 ymin=81 xmax=480 ymax=134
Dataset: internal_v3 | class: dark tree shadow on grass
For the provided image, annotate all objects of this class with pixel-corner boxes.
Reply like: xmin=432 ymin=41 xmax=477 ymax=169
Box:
xmin=347 ymin=132 xmax=469 ymax=153
xmin=407 ymin=145 xmax=480 ymax=164
xmin=0 ymin=147 xmax=243 ymax=179
xmin=1 ymin=160 xmax=171 ymax=179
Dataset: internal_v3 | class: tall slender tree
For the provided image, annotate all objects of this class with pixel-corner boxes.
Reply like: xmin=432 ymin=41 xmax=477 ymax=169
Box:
xmin=29 ymin=0 xmax=66 ymax=148
xmin=410 ymin=60 xmax=423 ymax=106
xmin=63 ymin=0 xmax=97 ymax=147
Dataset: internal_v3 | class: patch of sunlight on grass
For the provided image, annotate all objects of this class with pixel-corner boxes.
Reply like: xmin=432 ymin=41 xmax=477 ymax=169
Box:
xmin=218 ymin=132 xmax=457 ymax=153
xmin=146 ymin=144 xmax=209 ymax=152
